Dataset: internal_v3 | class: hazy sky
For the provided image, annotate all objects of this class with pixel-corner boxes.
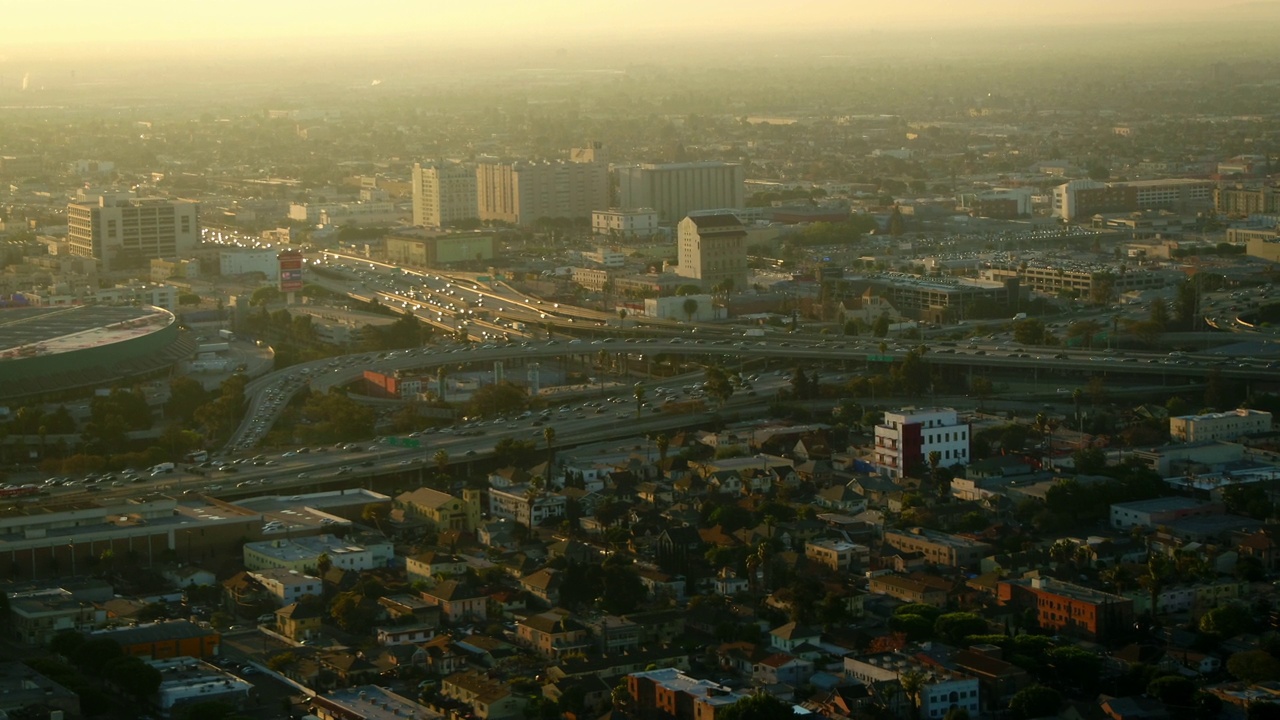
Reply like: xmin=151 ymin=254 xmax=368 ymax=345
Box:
xmin=5 ymin=0 xmax=1262 ymax=55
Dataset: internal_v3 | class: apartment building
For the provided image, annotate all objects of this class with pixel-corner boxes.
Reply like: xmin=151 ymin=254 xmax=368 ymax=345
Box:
xmin=883 ymin=528 xmax=992 ymax=569
xmin=1169 ymin=409 xmax=1272 ymax=442
xmin=593 ymin=208 xmax=660 ymax=237
xmin=867 ymin=573 xmax=949 ymax=607
xmin=1054 ymin=178 xmax=1214 ymax=221
xmin=625 ymin=668 xmax=746 ymax=720
xmin=413 ymin=161 xmax=479 ymax=228
xmin=248 ymin=568 xmax=323 ymax=605
xmin=441 ymin=670 xmax=525 ymax=720
xmin=516 ymin=610 xmax=591 ymax=658
xmin=488 ymin=485 xmax=566 ymax=528
xmin=616 ymin=162 xmax=746 ymax=224
xmin=804 ymin=539 xmax=869 ymax=572
xmin=475 ymin=155 xmax=608 ymax=226
xmin=874 ymin=407 xmax=971 ymax=479
xmin=997 ymin=576 xmax=1133 ymax=641
xmin=242 ymin=534 xmax=393 ymax=573
xmin=1215 ymin=183 xmax=1280 ymax=216
xmin=1110 ymin=497 xmax=1223 ymax=530
xmin=844 ymin=653 xmax=981 ymax=720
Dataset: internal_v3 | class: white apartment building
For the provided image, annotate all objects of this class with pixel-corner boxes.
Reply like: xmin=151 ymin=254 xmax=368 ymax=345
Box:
xmin=643 ymin=294 xmax=716 ymax=321
xmin=248 ymin=568 xmax=323 ymax=605
xmin=675 ymin=214 xmax=749 ymax=291
xmin=845 ymin=654 xmax=980 ymax=720
xmin=578 ymin=247 xmax=626 ymax=268
xmin=874 ymin=407 xmax=970 ymax=479
xmin=1169 ymin=409 xmax=1273 ymax=442
xmin=592 ymin=208 xmax=659 ymax=237
xmin=413 ymin=161 xmax=478 ymax=228
xmin=475 ymin=156 xmax=609 ymax=226
xmin=67 ymin=194 xmax=200 ymax=271
xmin=487 ymin=485 xmax=566 ymax=528
xmin=616 ymin=162 xmax=745 ymax=224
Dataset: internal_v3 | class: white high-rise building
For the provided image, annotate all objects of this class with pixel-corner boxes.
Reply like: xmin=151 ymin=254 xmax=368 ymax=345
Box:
xmin=67 ymin=194 xmax=200 ymax=272
xmin=616 ymin=162 xmax=745 ymax=224
xmin=413 ymin=161 xmax=478 ymax=228
xmin=873 ymin=407 xmax=970 ymax=479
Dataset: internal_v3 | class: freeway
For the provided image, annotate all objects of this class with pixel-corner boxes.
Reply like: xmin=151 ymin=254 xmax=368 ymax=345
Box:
xmin=226 ymin=332 xmax=1280 ymax=454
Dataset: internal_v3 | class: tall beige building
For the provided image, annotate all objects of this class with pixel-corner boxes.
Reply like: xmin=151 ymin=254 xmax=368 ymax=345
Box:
xmin=412 ymin=161 xmax=478 ymax=228
xmin=617 ymin=162 xmax=745 ymax=224
xmin=675 ymin=214 xmax=749 ymax=291
xmin=475 ymin=152 xmax=609 ymax=227
xmin=68 ymin=193 xmax=200 ymax=271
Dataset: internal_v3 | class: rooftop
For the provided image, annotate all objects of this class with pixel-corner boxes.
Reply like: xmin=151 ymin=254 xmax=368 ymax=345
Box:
xmin=1110 ymin=496 xmax=1211 ymax=513
xmin=630 ymin=668 xmax=745 ymax=707
xmin=315 ymin=685 xmax=439 ymax=720
xmin=0 ymin=305 xmax=173 ymax=357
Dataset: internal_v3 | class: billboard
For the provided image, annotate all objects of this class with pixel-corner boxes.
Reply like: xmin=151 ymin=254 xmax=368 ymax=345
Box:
xmin=278 ymin=251 xmax=304 ymax=293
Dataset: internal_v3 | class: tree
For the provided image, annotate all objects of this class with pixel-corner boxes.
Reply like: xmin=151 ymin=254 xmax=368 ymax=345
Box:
xmin=1200 ymin=603 xmax=1255 ymax=639
xmin=617 ymin=308 xmax=628 ymax=329
xmin=1229 ymin=650 xmax=1280 ymax=683
xmin=1147 ymin=675 xmax=1196 ymax=709
xmin=934 ymin=612 xmax=988 ymax=645
xmin=1149 ymin=298 xmax=1171 ymax=329
xmin=1012 ymin=318 xmax=1048 ymax=345
xmin=362 ymin=503 xmax=390 ymax=535
xmin=683 ymin=297 xmax=700 ymax=322
xmin=1072 ymin=447 xmax=1107 ymax=475
xmin=104 ymin=655 xmax=162 ymax=701
xmin=872 ymin=313 xmax=891 ymax=338
xmin=655 ymin=434 xmax=670 ymax=478
xmin=433 ymin=449 xmax=450 ymax=476
xmin=316 ymin=553 xmax=332 ymax=577
xmin=717 ymin=692 xmax=796 ymax=720
xmin=543 ymin=426 xmax=557 ymax=469
xmin=971 ymin=377 xmax=994 ymax=410
xmin=633 ymin=384 xmax=646 ymax=418
xmin=899 ymin=668 xmax=926 ymax=720
xmin=1009 ymin=685 xmax=1063 ymax=720
xmin=71 ymin=637 xmax=123 ymax=674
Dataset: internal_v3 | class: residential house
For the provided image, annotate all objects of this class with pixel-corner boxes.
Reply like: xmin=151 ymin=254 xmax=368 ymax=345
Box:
xmin=769 ymin=622 xmax=821 ymax=653
xmin=519 ymin=568 xmax=563 ymax=607
xmin=488 ymin=485 xmax=567 ymax=527
xmin=582 ymin=615 xmax=643 ymax=655
xmin=868 ymin=574 xmax=949 ymax=607
xmin=753 ymin=653 xmax=815 ymax=686
xmin=406 ymin=551 xmax=470 ymax=586
xmin=249 ymin=568 xmax=323 ymax=606
xmin=275 ymin=602 xmax=323 ymax=642
xmin=376 ymin=624 xmax=436 ymax=647
xmin=517 ymin=610 xmax=591 ymax=658
xmin=420 ymin=580 xmax=488 ymax=622
xmin=636 ymin=567 xmax=687 ymax=602
xmin=441 ymin=671 xmax=526 ymax=720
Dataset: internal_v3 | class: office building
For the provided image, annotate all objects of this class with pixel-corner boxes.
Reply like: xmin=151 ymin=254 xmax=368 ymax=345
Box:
xmin=384 ymin=229 xmax=496 ymax=266
xmin=67 ymin=193 xmax=200 ymax=271
xmin=675 ymin=214 xmax=749 ymax=291
xmin=1110 ymin=497 xmax=1223 ymax=530
xmin=997 ymin=576 xmax=1133 ymax=641
xmin=1169 ymin=408 xmax=1273 ymax=442
xmin=242 ymin=533 xmax=393 ymax=573
xmin=617 ymin=162 xmax=746 ymax=224
xmin=836 ymin=275 xmax=1026 ymax=324
xmin=413 ymin=161 xmax=479 ymax=228
xmin=874 ymin=407 xmax=971 ymax=479
xmin=979 ymin=264 xmax=1178 ymax=297
xmin=593 ymin=208 xmax=660 ymax=237
xmin=1053 ymin=178 xmax=1214 ymax=221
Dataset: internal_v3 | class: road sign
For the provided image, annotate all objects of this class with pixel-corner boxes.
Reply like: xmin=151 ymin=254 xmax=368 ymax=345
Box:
xmin=382 ymin=437 xmax=421 ymax=448
xmin=868 ymin=354 xmax=895 ymax=362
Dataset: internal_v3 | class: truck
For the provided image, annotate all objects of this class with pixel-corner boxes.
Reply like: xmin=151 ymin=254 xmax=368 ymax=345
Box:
xmin=1011 ymin=313 xmax=1027 ymax=321
xmin=218 ymin=329 xmax=235 ymax=341
xmin=743 ymin=328 xmax=766 ymax=337
xmin=150 ymin=462 xmax=175 ymax=475
xmin=185 ymin=450 xmax=208 ymax=463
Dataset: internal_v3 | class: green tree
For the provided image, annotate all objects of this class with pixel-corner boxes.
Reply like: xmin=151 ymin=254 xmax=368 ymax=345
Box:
xmin=434 ymin=449 xmax=451 ymax=476
xmin=1229 ymin=650 xmax=1280 ymax=683
xmin=1012 ymin=318 xmax=1047 ymax=345
xmin=1147 ymin=675 xmax=1196 ymax=709
xmin=717 ymin=692 xmax=796 ymax=720
xmin=1200 ymin=604 xmax=1255 ymax=639
xmin=872 ymin=313 xmax=891 ymax=338
xmin=934 ymin=612 xmax=988 ymax=645
xmin=971 ymin=376 xmax=994 ymax=410
xmin=683 ymin=297 xmax=700 ymax=322
xmin=104 ymin=655 xmax=162 ymax=701
xmin=1009 ymin=685 xmax=1062 ymax=720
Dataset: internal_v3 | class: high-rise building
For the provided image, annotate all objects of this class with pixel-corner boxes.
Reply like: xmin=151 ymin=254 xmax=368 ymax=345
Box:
xmin=1053 ymin=178 xmax=1214 ymax=221
xmin=67 ymin=193 xmax=200 ymax=271
xmin=475 ymin=150 xmax=609 ymax=227
xmin=412 ymin=161 xmax=478 ymax=228
xmin=675 ymin=214 xmax=748 ymax=291
xmin=617 ymin=162 xmax=745 ymax=224
xmin=1215 ymin=183 xmax=1280 ymax=216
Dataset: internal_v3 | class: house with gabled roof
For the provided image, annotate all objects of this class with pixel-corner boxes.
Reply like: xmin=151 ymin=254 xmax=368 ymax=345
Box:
xmin=768 ymin=622 xmax=821 ymax=653
xmin=754 ymin=652 xmax=814 ymax=686
xmin=420 ymin=580 xmax=488 ymax=622
xmin=519 ymin=568 xmax=563 ymax=607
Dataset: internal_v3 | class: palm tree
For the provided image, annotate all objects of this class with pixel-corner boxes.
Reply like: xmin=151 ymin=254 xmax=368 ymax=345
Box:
xmin=899 ymin=668 xmax=926 ymax=720
xmin=317 ymin=553 xmax=332 ymax=577
xmin=543 ymin=426 xmax=557 ymax=470
xmin=617 ymin=308 xmax=628 ymax=329
xmin=633 ymin=384 xmax=646 ymax=418
xmin=655 ymin=433 xmax=670 ymax=479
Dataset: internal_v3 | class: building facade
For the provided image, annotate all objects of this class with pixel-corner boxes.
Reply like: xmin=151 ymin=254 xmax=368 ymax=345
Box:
xmin=874 ymin=407 xmax=970 ymax=479
xmin=67 ymin=194 xmax=200 ymax=271
xmin=1054 ymin=178 xmax=1213 ymax=221
xmin=675 ymin=214 xmax=748 ymax=291
xmin=883 ymin=528 xmax=991 ymax=569
xmin=617 ymin=162 xmax=746 ymax=224
xmin=1169 ymin=409 xmax=1272 ymax=442
xmin=593 ymin=208 xmax=660 ymax=237
xmin=413 ymin=161 xmax=479 ymax=228
xmin=997 ymin=576 xmax=1133 ymax=641
xmin=1215 ymin=183 xmax=1280 ymax=216
xmin=385 ymin=231 xmax=496 ymax=266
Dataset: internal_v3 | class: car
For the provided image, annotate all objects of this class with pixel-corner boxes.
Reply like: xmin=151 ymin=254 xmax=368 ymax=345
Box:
xmin=465 ymin=449 xmax=477 ymax=456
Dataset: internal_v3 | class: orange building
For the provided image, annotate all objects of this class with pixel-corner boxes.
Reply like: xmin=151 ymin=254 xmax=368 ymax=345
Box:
xmin=627 ymin=668 xmax=745 ymax=720
xmin=997 ymin=576 xmax=1132 ymax=641
xmin=94 ymin=619 xmax=220 ymax=659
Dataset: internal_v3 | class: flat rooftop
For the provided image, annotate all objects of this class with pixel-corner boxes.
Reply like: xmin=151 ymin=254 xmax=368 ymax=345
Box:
xmin=1111 ymin=496 xmax=1210 ymax=513
xmin=0 ymin=305 xmax=172 ymax=356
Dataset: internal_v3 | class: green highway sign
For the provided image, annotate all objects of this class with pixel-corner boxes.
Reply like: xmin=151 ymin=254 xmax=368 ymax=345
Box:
xmin=382 ymin=437 xmax=421 ymax=448
xmin=868 ymin=354 xmax=895 ymax=362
